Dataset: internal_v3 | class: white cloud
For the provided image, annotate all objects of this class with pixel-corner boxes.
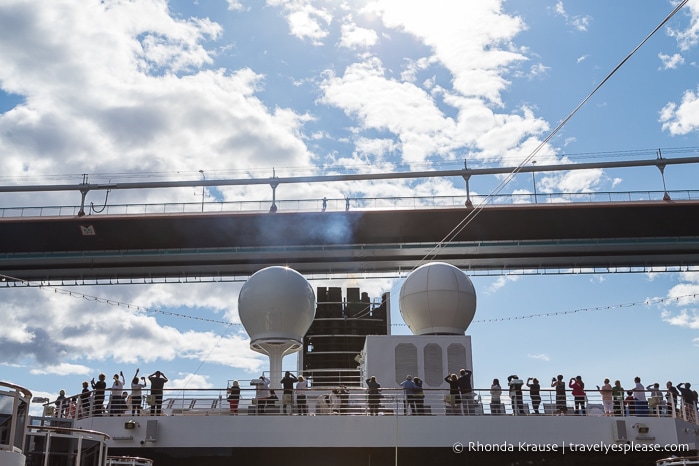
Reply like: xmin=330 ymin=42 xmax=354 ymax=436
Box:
xmin=660 ymin=87 xmax=699 ymax=135
xmin=659 ymin=272 xmax=699 ymax=329
xmin=661 ymin=309 xmax=699 ymax=329
xmin=527 ymin=353 xmax=550 ymax=362
xmin=528 ymin=63 xmax=550 ymax=79
xmin=659 ymin=52 xmax=685 ymax=70
xmin=339 ymin=20 xmax=379 ymax=50
xmin=268 ymin=0 xmax=332 ymax=45
xmin=320 ymin=57 xmax=462 ymax=165
xmin=369 ymin=0 xmax=527 ymax=105
xmin=667 ymin=0 xmax=699 ymax=51
xmin=168 ymin=373 xmax=215 ymax=390
xmin=227 ymin=0 xmax=244 ymax=11
xmin=485 ymin=275 xmax=520 ymax=293
xmin=29 ymin=363 xmax=92 ymax=376
xmin=552 ymin=1 xmax=592 ymax=31
xmin=0 ymin=0 xmax=314 ymax=206
xmin=0 ymin=284 xmax=266 ymax=374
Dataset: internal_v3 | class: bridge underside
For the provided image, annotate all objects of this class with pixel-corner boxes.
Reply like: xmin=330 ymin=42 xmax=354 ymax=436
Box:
xmin=2 ymin=201 xmax=699 ymax=282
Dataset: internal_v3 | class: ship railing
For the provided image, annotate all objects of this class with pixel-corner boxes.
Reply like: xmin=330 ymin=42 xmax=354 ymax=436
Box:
xmin=45 ymin=386 xmax=699 ymax=422
xmin=106 ymin=456 xmax=154 ymax=466
xmin=656 ymin=456 xmax=699 ymax=465
xmin=23 ymin=425 xmax=109 ymax=466
xmin=3 ymin=189 xmax=699 ymax=218
xmin=0 ymin=381 xmax=32 ymax=456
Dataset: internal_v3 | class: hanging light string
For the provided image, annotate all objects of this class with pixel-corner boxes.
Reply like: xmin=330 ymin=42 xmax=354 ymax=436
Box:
xmin=0 ymin=274 xmax=240 ymax=327
xmin=470 ymin=293 xmax=699 ymax=324
xmin=3 ymin=273 xmax=697 ymax=328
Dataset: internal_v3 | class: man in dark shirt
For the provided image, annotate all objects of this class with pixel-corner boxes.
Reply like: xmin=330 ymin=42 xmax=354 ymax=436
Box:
xmin=91 ymin=374 xmax=107 ymax=416
xmin=148 ymin=371 xmax=169 ymax=415
xmin=458 ymin=368 xmax=474 ymax=415
xmin=280 ymin=371 xmax=298 ymax=415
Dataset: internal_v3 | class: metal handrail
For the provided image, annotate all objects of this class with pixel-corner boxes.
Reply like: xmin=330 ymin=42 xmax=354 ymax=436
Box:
xmin=2 ymin=189 xmax=698 ymax=219
xmin=46 ymin=386 xmax=699 ymax=423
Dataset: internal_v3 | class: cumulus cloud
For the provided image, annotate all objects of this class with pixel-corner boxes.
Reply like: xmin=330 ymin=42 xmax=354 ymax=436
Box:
xmin=667 ymin=0 xmax=699 ymax=51
xmin=0 ymin=284 xmax=265 ymax=374
xmin=552 ymin=1 xmax=592 ymax=31
xmin=268 ymin=0 xmax=332 ymax=45
xmin=659 ymin=87 xmax=699 ymax=135
xmin=659 ymin=52 xmax=685 ymax=70
xmin=659 ymin=272 xmax=699 ymax=330
xmin=0 ymin=0 xmax=314 ymax=207
xmin=339 ymin=20 xmax=379 ymax=50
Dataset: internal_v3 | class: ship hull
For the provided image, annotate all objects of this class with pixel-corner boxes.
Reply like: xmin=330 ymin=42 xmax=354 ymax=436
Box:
xmin=75 ymin=414 xmax=698 ymax=466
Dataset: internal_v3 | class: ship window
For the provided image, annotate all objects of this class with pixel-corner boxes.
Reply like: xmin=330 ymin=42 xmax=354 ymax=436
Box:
xmin=423 ymin=344 xmax=443 ymax=387
xmin=394 ymin=343 xmax=418 ymax=385
xmin=447 ymin=343 xmax=467 ymax=375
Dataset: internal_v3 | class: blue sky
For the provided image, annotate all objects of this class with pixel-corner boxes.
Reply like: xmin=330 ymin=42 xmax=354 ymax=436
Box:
xmin=1 ymin=0 xmax=699 ymax=410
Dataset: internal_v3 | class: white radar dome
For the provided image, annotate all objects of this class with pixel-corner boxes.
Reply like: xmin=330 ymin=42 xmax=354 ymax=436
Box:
xmin=399 ymin=262 xmax=476 ymax=335
xmin=239 ymin=266 xmax=316 ymax=350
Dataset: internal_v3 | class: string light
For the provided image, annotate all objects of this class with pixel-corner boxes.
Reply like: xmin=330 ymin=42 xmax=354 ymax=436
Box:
xmin=2 ymin=273 xmax=698 ymax=328
xmin=0 ymin=274 xmax=239 ymax=327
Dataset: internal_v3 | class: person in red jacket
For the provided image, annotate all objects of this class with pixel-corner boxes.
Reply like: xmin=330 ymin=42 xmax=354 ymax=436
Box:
xmin=569 ymin=375 xmax=586 ymax=415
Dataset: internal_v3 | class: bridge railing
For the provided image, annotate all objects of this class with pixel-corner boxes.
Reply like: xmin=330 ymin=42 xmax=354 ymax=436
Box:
xmin=2 ymin=189 xmax=698 ymax=219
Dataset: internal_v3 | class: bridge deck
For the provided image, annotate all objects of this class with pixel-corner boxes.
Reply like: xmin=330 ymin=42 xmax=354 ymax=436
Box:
xmin=1 ymin=201 xmax=699 ymax=281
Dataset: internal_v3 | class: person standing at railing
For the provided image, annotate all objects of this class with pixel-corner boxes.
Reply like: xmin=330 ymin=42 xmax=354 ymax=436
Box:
xmin=109 ymin=372 xmax=126 ymax=416
xmin=508 ymin=375 xmax=525 ymax=415
xmin=255 ymin=375 xmax=271 ymax=414
xmin=296 ymin=376 xmax=309 ymax=415
xmin=596 ymin=378 xmax=613 ymax=416
xmin=281 ymin=371 xmax=298 ymax=415
xmin=54 ymin=389 xmax=67 ymax=418
xmin=490 ymin=379 xmax=503 ymax=415
xmin=227 ymin=381 xmax=241 ymax=415
xmin=130 ymin=369 xmax=147 ymax=415
xmin=458 ymin=369 xmax=475 ymax=415
xmin=612 ymin=380 xmax=624 ymax=416
xmin=569 ymin=376 xmax=586 ymax=416
xmin=79 ymin=381 xmax=91 ymax=419
xmin=552 ymin=375 xmax=567 ymax=415
xmin=91 ymin=373 xmax=107 ymax=416
xmin=632 ymin=376 xmax=648 ymax=416
xmin=527 ymin=378 xmax=541 ymax=414
xmin=66 ymin=397 xmax=78 ymax=419
xmin=366 ymin=376 xmax=381 ymax=416
xmin=646 ymin=382 xmax=663 ymax=416
xmin=400 ymin=375 xmax=418 ymax=415
xmin=444 ymin=373 xmax=460 ymax=415
xmin=413 ymin=377 xmax=425 ymax=415
xmin=677 ymin=382 xmax=697 ymax=423
xmin=666 ymin=381 xmax=680 ymax=416
xmin=148 ymin=371 xmax=169 ymax=416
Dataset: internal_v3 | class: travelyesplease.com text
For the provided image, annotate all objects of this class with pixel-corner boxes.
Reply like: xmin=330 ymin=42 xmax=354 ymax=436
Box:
xmin=452 ymin=441 xmax=690 ymax=455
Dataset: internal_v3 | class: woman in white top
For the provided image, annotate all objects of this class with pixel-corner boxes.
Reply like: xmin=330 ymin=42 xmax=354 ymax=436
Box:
xmin=490 ymin=378 xmax=503 ymax=415
xmin=255 ymin=376 xmax=271 ymax=414
xmin=296 ymin=375 xmax=309 ymax=415
xmin=110 ymin=371 xmax=126 ymax=415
